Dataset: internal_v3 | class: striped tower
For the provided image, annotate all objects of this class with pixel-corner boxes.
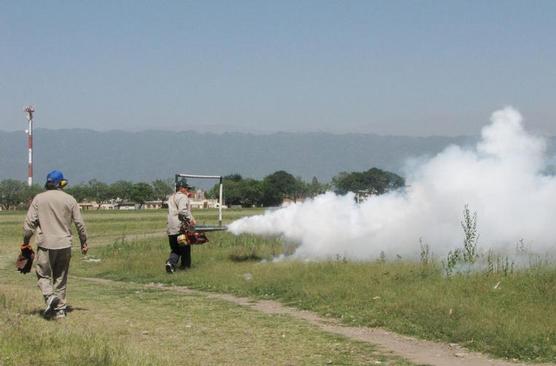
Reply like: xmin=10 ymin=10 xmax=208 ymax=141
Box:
xmin=24 ymin=106 xmax=35 ymax=187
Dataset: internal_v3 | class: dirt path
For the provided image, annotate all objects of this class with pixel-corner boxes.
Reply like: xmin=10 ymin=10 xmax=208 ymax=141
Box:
xmin=78 ymin=277 xmax=553 ymax=366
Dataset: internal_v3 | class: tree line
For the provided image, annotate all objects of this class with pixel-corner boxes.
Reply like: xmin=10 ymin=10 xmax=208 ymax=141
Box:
xmin=206 ymin=171 xmax=330 ymax=207
xmin=0 ymin=168 xmax=404 ymax=210
xmin=0 ymin=179 xmax=175 ymax=210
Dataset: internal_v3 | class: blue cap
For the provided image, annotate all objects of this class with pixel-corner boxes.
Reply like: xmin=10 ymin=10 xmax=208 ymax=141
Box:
xmin=46 ymin=170 xmax=65 ymax=184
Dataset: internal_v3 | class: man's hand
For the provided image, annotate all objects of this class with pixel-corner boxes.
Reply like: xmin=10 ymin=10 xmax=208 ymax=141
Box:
xmin=81 ymin=243 xmax=89 ymax=255
xmin=191 ymin=218 xmax=196 ymax=226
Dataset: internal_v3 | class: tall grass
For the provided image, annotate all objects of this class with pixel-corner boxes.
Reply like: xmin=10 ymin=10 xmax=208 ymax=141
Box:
xmin=72 ymin=228 xmax=556 ymax=362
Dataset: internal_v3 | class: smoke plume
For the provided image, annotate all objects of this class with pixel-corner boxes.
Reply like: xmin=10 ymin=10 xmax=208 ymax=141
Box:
xmin=229 ymin=107 xmax=556 ymax=260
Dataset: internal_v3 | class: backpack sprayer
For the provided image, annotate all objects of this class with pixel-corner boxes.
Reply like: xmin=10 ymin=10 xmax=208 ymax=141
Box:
xmin=177 ymin=219 xmax=227 ymax=245
xmin=174 ymin=173 xmax=227 ymax=245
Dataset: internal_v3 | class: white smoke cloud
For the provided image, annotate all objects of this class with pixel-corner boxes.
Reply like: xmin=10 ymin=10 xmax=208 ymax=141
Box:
xmin=229 ymin=107 xmax=556 ymax=260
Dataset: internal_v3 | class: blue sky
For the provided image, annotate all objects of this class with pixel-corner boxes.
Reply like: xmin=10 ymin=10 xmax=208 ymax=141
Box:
xmin=1 ymin=1 xmax=555 ymax=136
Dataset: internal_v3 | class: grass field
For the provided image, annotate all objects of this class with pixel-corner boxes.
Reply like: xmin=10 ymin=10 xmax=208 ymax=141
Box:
xmin=1 ymin=209 xmax=555 ymax=364
xmin=0 ymin=209 xmax=411 ymax=366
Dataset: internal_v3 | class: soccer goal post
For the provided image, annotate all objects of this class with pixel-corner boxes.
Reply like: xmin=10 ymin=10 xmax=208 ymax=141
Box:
xmin=175 ymin=173 xmax=224 ymax=226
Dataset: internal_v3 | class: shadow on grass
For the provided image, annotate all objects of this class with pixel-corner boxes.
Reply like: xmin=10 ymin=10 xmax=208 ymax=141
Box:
xmin=24 ymin=305 xmax=89 ymax=319
xmin=229 ymin=253 xmax=263 ymax=262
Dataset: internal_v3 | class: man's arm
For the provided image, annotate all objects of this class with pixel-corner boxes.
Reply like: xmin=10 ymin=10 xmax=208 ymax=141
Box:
xmin=177 ymin=194 xmax=195 ymax=225
xmin=71 ymin=200 xmax=88 ymax=254
xmin=22 ymin=198 xmax=39 ymax=245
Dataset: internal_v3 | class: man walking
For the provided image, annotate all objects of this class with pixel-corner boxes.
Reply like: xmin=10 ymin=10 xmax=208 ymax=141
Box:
xmin=166 ymin=179 xmax=195 ymax=273
xmin=22 ymin=170 xmax=88 ymax=319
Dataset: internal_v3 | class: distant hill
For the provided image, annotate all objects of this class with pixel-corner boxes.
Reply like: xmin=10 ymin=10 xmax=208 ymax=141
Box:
xmin=0 ymin=129 xmax=554 ymax=184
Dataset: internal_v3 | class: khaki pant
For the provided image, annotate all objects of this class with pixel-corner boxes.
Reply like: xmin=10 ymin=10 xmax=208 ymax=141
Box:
xmin=35 ymin=247 xmax=72 ymax=310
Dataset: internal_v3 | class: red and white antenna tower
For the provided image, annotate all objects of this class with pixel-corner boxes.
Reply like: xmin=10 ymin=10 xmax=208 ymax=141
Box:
xmin=23 ymin=105 xmax=35 ymax=187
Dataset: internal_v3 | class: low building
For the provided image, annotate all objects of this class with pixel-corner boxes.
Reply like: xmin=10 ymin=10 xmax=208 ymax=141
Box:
xmin=159 ymin=190 xmax=225 ymax=210
xmin=78 ymin=201 xmax=98 ymax=210
xmin=281 ymin=198 xmax=305 ymax=206
xmin=118 ymin=202 xmax=137 ymax=210
xmin=99 ymin=203 xmax=118 ymax=210
xmin=143 ymin=200 xmax=164 ymax=209
xmin=190 ymin=198 xmax=221 ymax=209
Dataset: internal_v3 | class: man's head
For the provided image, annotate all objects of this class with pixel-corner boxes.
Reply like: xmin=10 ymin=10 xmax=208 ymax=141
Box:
xmin=45 ymin=170 xmax=68 ymax=190
xmin=175 ymin=179 xmax=191 ymax=193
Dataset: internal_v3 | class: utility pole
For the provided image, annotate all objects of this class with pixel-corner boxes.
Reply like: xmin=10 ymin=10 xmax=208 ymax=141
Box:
xmin=24 ymin=106 xmax=35 ymax=187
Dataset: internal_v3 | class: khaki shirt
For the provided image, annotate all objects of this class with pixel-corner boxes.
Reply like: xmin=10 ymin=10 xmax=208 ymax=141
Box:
xmin=167 ymin=192 xmax=193 ymax=235
xmin=23 ymin=189 xmax=87 ymax=249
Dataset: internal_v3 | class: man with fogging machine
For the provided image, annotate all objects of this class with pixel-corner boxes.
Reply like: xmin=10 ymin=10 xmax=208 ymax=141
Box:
xmin=166 ymin=179 xmax=196 ymax=273
xmin=21 ymin=170 xmax=88 ymax=320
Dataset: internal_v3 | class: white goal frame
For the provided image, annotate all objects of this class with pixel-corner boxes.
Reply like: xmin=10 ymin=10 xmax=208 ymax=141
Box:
xmin=175 ymin=173 xmax=224 ymax=226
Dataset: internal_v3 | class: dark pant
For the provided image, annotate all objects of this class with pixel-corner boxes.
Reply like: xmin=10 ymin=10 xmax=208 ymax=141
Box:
xmin=167 ymin=235 xmax=191 ymax=269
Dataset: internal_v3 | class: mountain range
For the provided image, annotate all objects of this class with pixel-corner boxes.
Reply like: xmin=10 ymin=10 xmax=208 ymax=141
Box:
xmin=1 ymin=129 xmax=554 ymax=185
